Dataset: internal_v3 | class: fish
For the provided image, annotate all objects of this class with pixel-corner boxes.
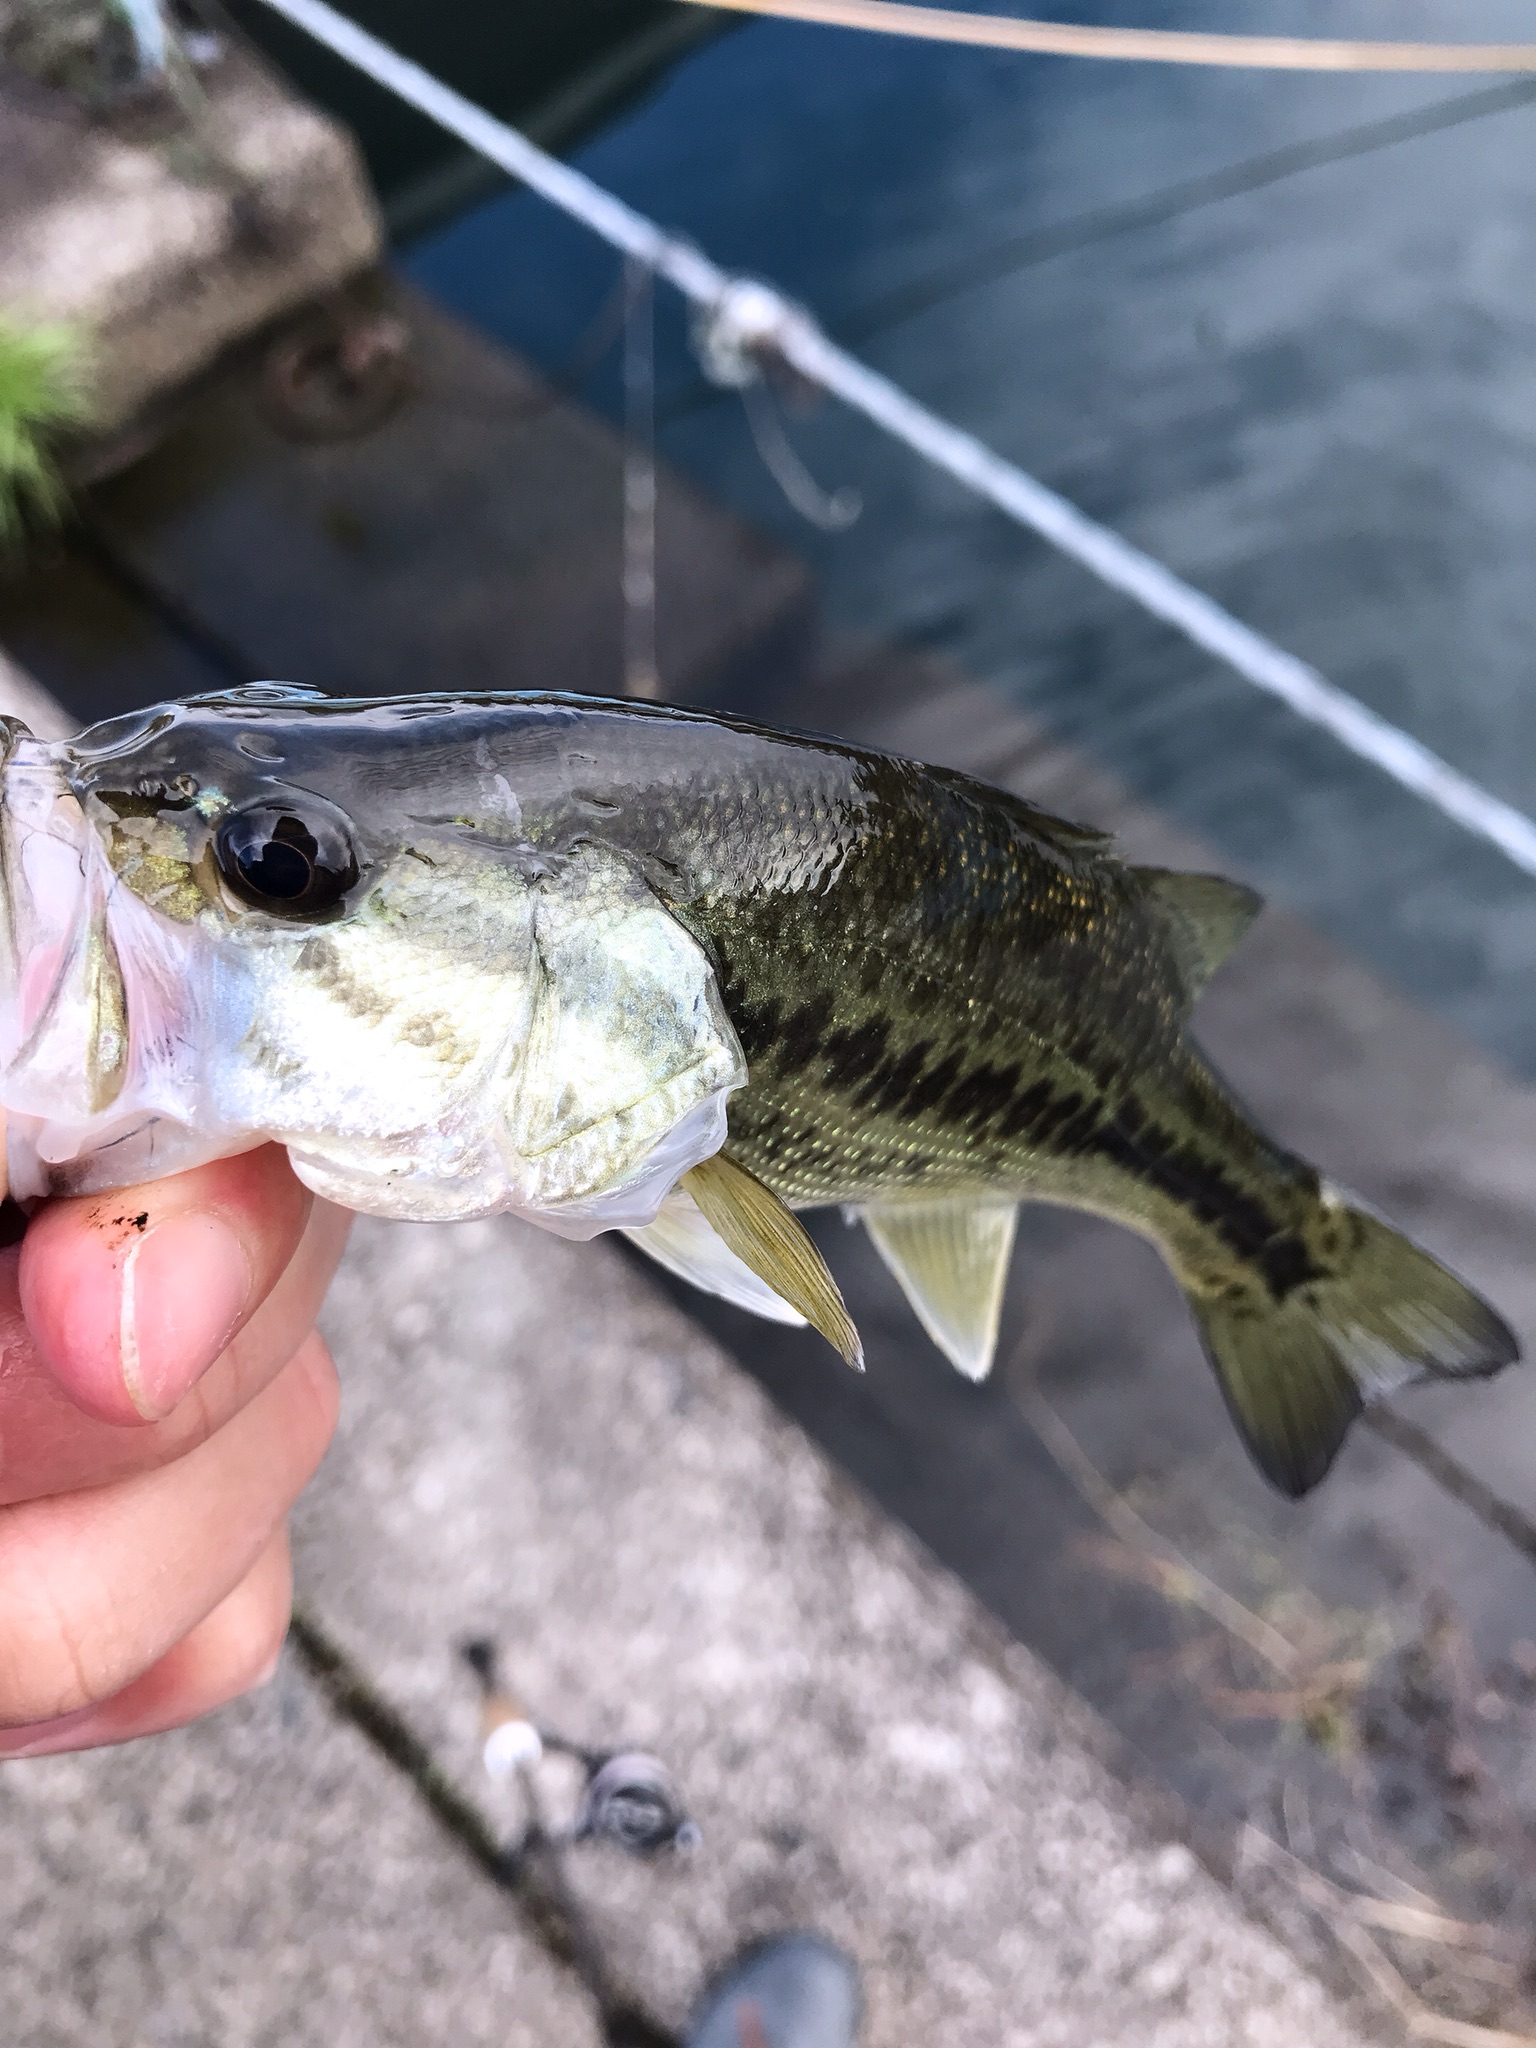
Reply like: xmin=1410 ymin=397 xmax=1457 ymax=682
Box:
xmin=0 ymin=684 xmax=1516 ymax=1496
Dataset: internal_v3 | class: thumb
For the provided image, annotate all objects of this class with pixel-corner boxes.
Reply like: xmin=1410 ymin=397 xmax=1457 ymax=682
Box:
xmin=19 ymin=1145 xmax=313 ymax=1427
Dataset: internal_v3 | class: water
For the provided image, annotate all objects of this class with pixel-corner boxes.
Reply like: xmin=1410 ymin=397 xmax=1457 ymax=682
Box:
xmin=221 ymin=0 xmax=717 ymax=230
xmin=402 ymin=2 xmax=1536 ymax=1069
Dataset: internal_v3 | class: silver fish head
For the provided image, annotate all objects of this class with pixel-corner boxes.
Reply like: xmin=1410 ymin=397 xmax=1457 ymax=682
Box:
xmin=0 ymin=688 xmax=746 ymax=1226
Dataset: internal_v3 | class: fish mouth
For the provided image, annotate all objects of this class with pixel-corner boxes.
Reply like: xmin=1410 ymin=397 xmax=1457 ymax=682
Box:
xmin=0 ymin=726 xmax=125 ymax=1129
xmin=0 ymin=722 xmax=251 ymax=1200
xmin=0 ymin=724 xmax=200 ymax=1198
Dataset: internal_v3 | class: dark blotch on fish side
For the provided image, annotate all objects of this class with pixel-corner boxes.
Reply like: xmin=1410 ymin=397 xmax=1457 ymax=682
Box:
xmin=939 ymin=1061 xmax=1026 ymax=1133
xmin=896 ymin=1048 xmax=963 ymax=1120
xmin=775 ymin=1002 xmax=829 ymax=1077
xmin=820 ymin=1017 xmax=892 ymax=1089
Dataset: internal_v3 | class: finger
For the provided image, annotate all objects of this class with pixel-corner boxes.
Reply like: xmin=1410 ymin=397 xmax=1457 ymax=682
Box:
xmin=0 ymin=1333 xmax=337 ymax=1729
xmin=19 ymin=1143 xmax=315 ymax=1425
xmin=0 ymin=1196 xmax=351 ymax=1507
xmin=0 ymin=1526 xmax=294 ymax=1759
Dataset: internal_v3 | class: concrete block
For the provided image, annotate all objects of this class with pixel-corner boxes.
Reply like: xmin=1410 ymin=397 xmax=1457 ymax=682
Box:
xmin=0 ymin=44 xmax=382 ymax=435
xmin=1 ymin=1652 xmax=603 ymax=2048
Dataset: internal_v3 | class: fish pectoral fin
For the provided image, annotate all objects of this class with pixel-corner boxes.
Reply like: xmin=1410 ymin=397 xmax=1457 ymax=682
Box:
xmin=682 ymin=1153 xmax=863 ymax=1369
xmin=1138 ymin=869 xmax=1263 ymax=1003
xmin=862 ymin=1199 xmax=1017 ymax=1382
xmin=623 ymin=1186 xmax=808 ymax=1329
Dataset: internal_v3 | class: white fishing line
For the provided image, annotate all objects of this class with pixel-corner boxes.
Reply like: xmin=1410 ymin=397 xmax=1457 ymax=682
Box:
xmin=252 ymin=0 xmax=1536 ymax=881
xmin=622 ymin=254 xmax=661 ymax=699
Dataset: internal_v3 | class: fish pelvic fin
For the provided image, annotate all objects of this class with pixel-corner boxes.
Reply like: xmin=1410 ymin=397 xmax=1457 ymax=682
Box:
xmin=1190 ymin=1191 xmax=1518 ymax=1498
xmin=863 ymin=1199 xmax=1017 ymax=1382
xmin=683 ymin=1153 xmax=864 ymax=1369
xmin=1138 ymin=869 xmax=1263 ymax=1005
xmin=623 ymin=1185 xmax=808 ymax=1328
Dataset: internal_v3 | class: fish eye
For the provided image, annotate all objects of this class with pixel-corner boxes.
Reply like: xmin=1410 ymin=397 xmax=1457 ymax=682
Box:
xmin=214 ymin=801 xmax=358 ymax=915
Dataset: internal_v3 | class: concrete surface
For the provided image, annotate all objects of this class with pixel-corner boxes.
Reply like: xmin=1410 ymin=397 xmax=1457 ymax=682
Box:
xmin=290 ymin=1212 xmax=1375 ymax=2048
xmin=1 ymin=1648 xmax=601 ymax=2048
xmin=0 ymin=798 xmax=1379 ymax=2044
xmin=0 ymin=42 xmax=380 ymax=437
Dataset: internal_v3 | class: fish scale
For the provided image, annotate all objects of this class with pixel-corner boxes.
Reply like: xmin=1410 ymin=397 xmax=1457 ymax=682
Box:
xmin=687 ymin=757 xmax=1195 ymax=1207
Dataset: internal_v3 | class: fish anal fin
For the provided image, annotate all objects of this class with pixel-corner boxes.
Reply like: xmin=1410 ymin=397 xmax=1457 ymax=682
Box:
xmin=683 ymin=1153 xmax=863 ymax=1368
xmin=1139 ymin=868 xmax=1263 ymax=1003
xmin=624 ymin=1186 xmax=808 ymax=1328
xmin=863 ymin=1200 xmax=1018 ymax=1382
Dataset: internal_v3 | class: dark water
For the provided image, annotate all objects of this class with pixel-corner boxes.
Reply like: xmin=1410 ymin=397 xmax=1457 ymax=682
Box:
xmin=222 ymin=0 xmax=725 ymax=235
xmin=402 ymin=2 xmax=1536 ymax=1071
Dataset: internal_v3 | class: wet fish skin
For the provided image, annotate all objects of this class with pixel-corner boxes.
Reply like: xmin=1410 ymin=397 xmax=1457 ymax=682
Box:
xmin=674 ymin=734 xmax=1520 ymax=1491
xmin=0 ymin=686 xmax=1517 ymax=1498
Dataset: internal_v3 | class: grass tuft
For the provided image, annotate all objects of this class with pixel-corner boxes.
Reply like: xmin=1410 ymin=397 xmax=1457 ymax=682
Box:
xmin=0 ymin=318 xmax=91 ymax=543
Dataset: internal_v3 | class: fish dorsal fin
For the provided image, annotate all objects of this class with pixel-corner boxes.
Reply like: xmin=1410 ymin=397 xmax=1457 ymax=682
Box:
xmin=623 ymin=1185 xmax=808 ymax=1328
xmin=1138 ymin=868 xmax=1263 ymax=1004
xmin=683 ymin=1153 xmax=863 ymax=1368
xmin=862 ymin=1200 xmax=1018 ymax=1381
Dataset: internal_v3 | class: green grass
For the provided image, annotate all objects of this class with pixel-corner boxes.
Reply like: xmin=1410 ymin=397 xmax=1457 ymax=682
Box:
xmin=0 ymin=317 xmax=90 ymax=544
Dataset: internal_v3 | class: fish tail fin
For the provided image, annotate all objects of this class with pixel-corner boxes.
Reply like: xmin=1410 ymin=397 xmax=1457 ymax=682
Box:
xmin=1188 ymin=1194 xmax=1518 ymax=1498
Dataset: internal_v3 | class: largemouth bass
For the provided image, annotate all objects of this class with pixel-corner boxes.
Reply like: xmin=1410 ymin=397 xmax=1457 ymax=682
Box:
xmin=0 ymin=686 xmax=1515 ymax=1496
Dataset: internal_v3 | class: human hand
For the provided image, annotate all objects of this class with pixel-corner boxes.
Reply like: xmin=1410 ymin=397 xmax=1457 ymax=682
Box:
xmin=0 ymin=1132 xmax=350 ymax=1757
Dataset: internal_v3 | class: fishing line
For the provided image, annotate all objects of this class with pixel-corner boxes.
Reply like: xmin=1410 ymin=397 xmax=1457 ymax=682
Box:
xmin=622 ymin=254 xmax=661 ymax=699
xmin=740 ymin=378 xmax=861 ymax=531
xmin=250 ymin=0 xmax=1536 ymax=882
xmin=694 ymin=286 xmax=860 ymax=525
xmin=677 ymin=0 xmax=1536 ymax=74
xmin=510 ymin=267 xmax=634 ymax=424
xmin=424 ymin=269 xmax=638 ymax=429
